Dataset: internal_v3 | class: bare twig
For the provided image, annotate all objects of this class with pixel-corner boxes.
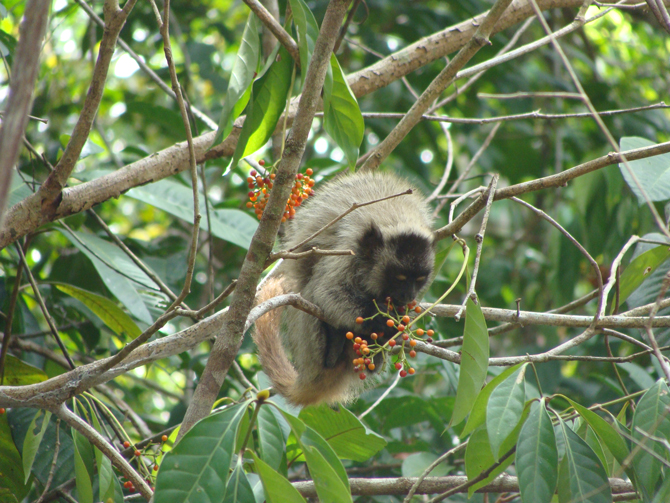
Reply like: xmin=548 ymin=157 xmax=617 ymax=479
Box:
xmin=403 ymin=444 xmax=467 ymax=503
xmin=269 ymin=247 xmax=355 ymax=264
xmin=243 ymin=0 xmax=301 ymax=63
xmin=643 ymin=272 xmax=670 ymax=382
xmin=358 ymin=371 xmax=401 ymax=420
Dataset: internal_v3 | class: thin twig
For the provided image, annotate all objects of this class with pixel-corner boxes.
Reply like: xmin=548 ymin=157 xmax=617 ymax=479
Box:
xmin=242 ymin=0 xmax=301 ymax=63
xmin=403 ymin=443 xmax=467 ymax=503
xmin=358 ymin=371 xmax=401 ymax=420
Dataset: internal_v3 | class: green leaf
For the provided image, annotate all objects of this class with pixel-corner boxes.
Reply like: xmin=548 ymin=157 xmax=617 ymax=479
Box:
xmin=223 ymin=458 xmax=256 ymax=503
xmin=615 ymin=244 xmax=670 ymax=310
xmin=0 ymin=415 xmax=29 ymax=501
xmin=154 ymin=401 xmax=251 ymax=503
xmin=229 ymin=45 xmax=293 ymax=171
xmin=451 ymin=298 xmax=490 ymax=426
xmin=251 ymin=452 xmax=306 ymax=503
xmin=462 ymin=363 xmax=525 ymax=438
xmin=127 ymin=178 xmax=259 ymax=249
xmin=258 ymin=404 xmax=285 ymax=472
xmin=631 ymin=380 xmax=670 ymax=498
xmin=486 ymin=363 xmax=527 ymax=459
xmin=72 ymin=430 xmax=94 ymax=503
xmin=619 ymin=137 xmax=670 ymax=204
xmin=212 ymin=13 xmax=262 ymax=147
xmin=557 ymin=417 xmax=612 ymax=503
xmin=89 ymin=404 xmax=114 ymax=502
xmin=55 ymin=283 xmax=141 ymax=339
xmin=464 ymin=425 xmax=515 ymax=497
xmin=58 ymin=228 xmax=156 ymax=324
xmin=1 ymin=355 xmax=47 ymax=386
xmin=299 ymin=403 xmax=387 ymax=462
xmin=565 ymin=398 xmax=633 ymax=482
xmin=401 ymin=452 xmax=451 ymax=478
xmin=516 ymin=400 xmax=558 ymax=503
xmin=322 ymin=54 xmax=364 ymax=168
xmin=22 ymin=410 xmax=51 ymax=484
xmin=288 ymin=0 xmax=319 ymax=86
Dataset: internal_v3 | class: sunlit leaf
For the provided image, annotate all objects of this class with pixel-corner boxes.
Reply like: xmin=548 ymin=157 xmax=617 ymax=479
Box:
xmin=288 ymin=0 xmax=319 ymax=86
xmin=615 ymin=243 xmax=670 ymax=311
xmin=451 ymin=298 xmax=489 ymax=426
xmin=251 ymin=452 xmax=306 ymax=503
xmin=212 ymin=13 xmax=261 ymax=147
xmin=619 ymin=137 xmax=670 ymax=204
xmin=464 ymin=425 xmax=514 ymax=497
xmin=22 ymin=410 xmax=51 ymax=484
xmin=486 ymin=363 xmax=526 ymax=459
xmin=1 ymin=355 xmax=47 ymax=386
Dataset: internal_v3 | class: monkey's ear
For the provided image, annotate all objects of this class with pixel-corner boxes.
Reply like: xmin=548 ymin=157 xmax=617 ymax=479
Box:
xmin=358 ymin=223 xmax=384 ymax=259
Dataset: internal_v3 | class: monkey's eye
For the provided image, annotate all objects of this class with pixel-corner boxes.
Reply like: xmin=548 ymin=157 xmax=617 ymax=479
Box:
xmin=396 ymin=274 xmax=407 ymax=281
xmin=417 ymin=276 xmax=426 ymax=282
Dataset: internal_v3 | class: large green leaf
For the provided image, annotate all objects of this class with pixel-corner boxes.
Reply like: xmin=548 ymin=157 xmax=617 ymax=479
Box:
xmin=251 ymin=452 xmax=306 ymax=503
xmin=58 ymin=228 xmax=155 ymax=324
xmin=89 ymin=403 xmax=114 ymax=502
xmin=1 ymin=355 xmax=47 ymax=386
xmin=22 ymin=410 xmax=51 ymax=484
xmin=557 ymin=418 xmax=612 ymax=503
xmin=229 ymin=45 xmax=293 ymax=170
xmin=288 ymin=0 xmax=319 ymax=86
xmin=222 ymin=458 xmax=256 ymax=503
xmin=127 ymin=178 xmax=258 ymax=249
xmin=615 ymin=244 xmax=670 ymax=310
xmin=55 ymin=283 xmax=141 ymax=339
xmin=486 ymin=363 xmax=527 ymax=459
xmin=72 ymin=429 xmax=94 ymax=503
xmin=464 ymin=425 xmax=514 ymax=497
xmin=631 ymin=381 xmax=670 ymax=499
xmin=322 ymin=54 xmax=364 ymax=168
xmin=0 ymin=415 xmax=29 ymax=501
xmin=154 ymin=401 xmax=251 ymax=503
xmin=461 ymin=363 xmax=524 ymax=438
xmin=451 ymin=298 xmax=490 ymax=426
xmin=257 ymin=404 xmax=285 ymax=472
xmin=212 ymin=13 xmax=261 ymax=147
xmin=299 ymin=403 xmax=386 ymax=462
xmin=619 ymin=137 xmax=670 ymax=204
xmin=516 ymin=400 xmax=558 ymax=503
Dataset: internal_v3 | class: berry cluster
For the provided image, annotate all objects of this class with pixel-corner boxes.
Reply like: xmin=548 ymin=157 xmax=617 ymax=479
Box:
xmin=245 ymin=162 xmax=316 ymax=222
xmin=349 ymin=299 xmax=437 ymax=380
xmin=120 ymin=434 xmax=169 ymax=493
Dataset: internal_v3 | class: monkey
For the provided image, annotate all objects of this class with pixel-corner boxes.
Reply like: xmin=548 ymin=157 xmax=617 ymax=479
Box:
xmin=253 ymin=170 xmax=435 ymax=406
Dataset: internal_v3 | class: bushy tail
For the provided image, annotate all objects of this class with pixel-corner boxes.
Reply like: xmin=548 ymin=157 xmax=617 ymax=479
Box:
xmin=253 ymin=276 xmax=299 ymax=400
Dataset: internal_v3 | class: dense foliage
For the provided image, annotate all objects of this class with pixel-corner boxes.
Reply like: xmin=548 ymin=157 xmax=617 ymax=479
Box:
xmin=1 ymin=0 xmax=670 ymax=502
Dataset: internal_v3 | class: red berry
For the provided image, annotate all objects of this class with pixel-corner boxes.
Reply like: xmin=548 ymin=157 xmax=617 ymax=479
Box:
xmin=400 ymin=370 xmax=407 ymax=378
xmin=123 ymin=441 xmax=130 ymax=449
xmin=250 ymin=170 xmax=257 ymax=177
xmin=427 ymin=337 xmax=433 ymax=343
xmin=153 ymin=464 xmax=159 ymax=471
xmin=409 ymin=350 xmax=417 ymax=358
xmin=353 ymin=343 xmax=360 ymax=350
xmin=389 ymin=339 xmax=396 ymax=347
xmin=402 ymin=333 xmax=409 ymax=341
xmin=364 ymin=358 xmax=371 ymax=365
xmin=134 ymin=450 xmax=141 ymax=457
xmin=258 ymin=160 xmax=265 ymax=166
xmin=359 ymin=373 xmax=366 ymax=380
xmin=0 ymin=408 xmax=5 ymax=414
xmin=395 ymin=362 xmax=402 ymax=370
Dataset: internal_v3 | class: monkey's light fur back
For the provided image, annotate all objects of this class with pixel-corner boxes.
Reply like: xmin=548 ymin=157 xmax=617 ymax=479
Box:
xmin=254 ymin=170 xmax=434 ymax=406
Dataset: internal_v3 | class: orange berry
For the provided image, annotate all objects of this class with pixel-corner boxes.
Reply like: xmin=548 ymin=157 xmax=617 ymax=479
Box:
xmin=416 ymin=328 xmax=424 ymax=336
xmin=161 ymin=435 xmax=168 ymax=442
xmin=267 ymin=182 xmax=273 ymax=189
xmin=123 ymin=441 xmax=130 ymax=449
xmin=246 ymin=202 xmax=253 ymax=208
xmin=409 ymin=350 xmax=416 ymax=358
xmin=389 ymin=339 xmax=396 ymax=347
xmin=346 ymin=331 xmax=354 ymax=340
xmin=427 ymin=329 xmax=435 ymax=336
xmin=281 ymin=217 xmax=287 ymax=222
xmin=371 ymin=333 xmax=378 ymax=340
xmin=134 ymin=450 xmax=141 ymax=457
xmin=414 ymin=306 xmax=422 ymax=313
xmin=368 ymin=363 xmax=375 ymax=371
xmin=356 ymin=317 xmax=364 ymax=324
xmin=307 ymin=179 xmax=315 ymax=187
xmin=402 ymin=316 xmax=410 ymax=324
xmin=409 ymin=339 xmax=417 ymax=347
xmin=354 ymin=337 xmax=362 ymax=344
xmin=408 ymin=368 xmax=415 ymax=375
xmin=306 ymin=168 xmax=314 ymax=175
xmin=0 ymin=408 xmax=4 ymax=414
xmin=398 ymin=324 xmax=405 ymax=331
xmin=386 ymin=319 xmax=395 ymax=327
xmin=153 ymin=464 xmax=159 ymax=471
xmin=362 ymin=347 xmax=370 ymax=355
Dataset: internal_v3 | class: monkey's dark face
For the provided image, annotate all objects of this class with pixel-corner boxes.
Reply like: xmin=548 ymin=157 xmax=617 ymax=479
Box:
xmin=357 ymin=224 xmax=434 ymax=307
